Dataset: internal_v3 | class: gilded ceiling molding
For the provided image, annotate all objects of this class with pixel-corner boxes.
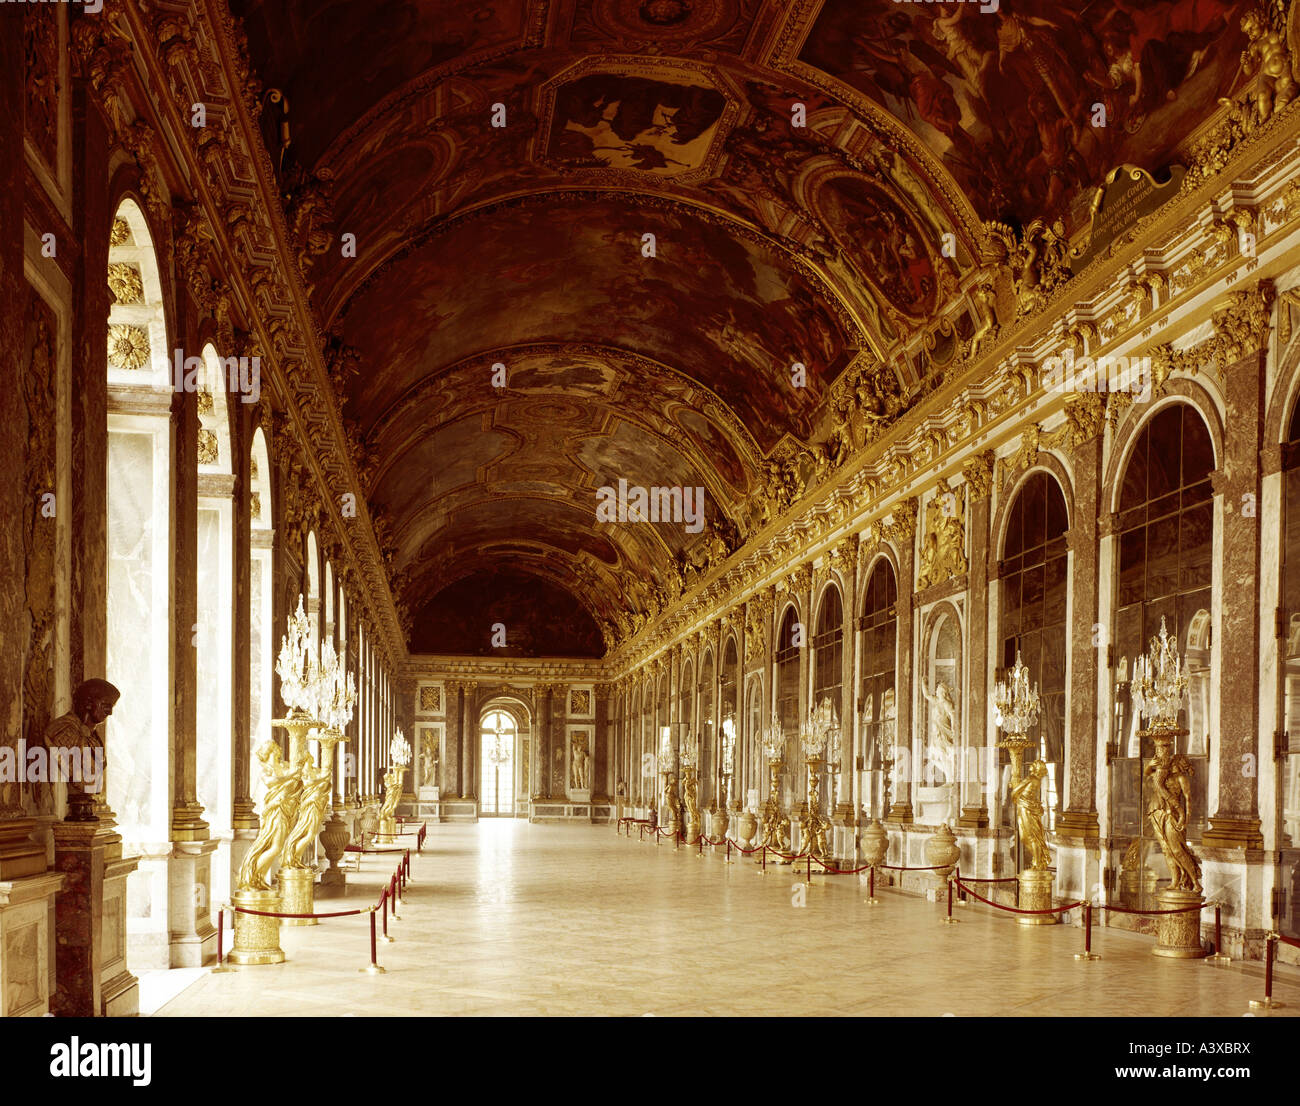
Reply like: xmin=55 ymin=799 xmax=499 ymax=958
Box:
xmin=115 ymin=0 xmax=408 ymax=664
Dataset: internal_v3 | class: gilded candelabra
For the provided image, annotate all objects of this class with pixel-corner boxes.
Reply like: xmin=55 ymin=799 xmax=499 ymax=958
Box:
xmin=757 ymin=711 xmax=790 ymax=856
xmin=992 ymin=650 xmax=1054 ymax=925
xmin=798 ymin=700 xmax=836 ymax=862
xmin=1134 ymin=618 xmax=1206 ymax=958
xmin=231 ymin=595 xmax=324 ymax=963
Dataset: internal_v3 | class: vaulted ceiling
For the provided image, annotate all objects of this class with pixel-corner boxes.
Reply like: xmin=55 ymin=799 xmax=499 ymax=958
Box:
xmin=232 ymin=0 xmax=1253 ymax=657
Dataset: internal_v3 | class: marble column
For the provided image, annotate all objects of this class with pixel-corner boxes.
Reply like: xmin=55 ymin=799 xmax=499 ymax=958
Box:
xmin=552 ymin=684 xmax=569 ymax=799
xmin=463 ymin=682 xmax=479 ymax=801
xmin=444 ymin=681 xmax=461 ymax=798
xmin=1059 ymin=432 xmax=1103 ymax=842
xmin=889 ymin=506 xmax=918 ymax=823
xmin=70 ymin=72 xmax=111 ymax=694
xmin=170 ymin=382 xmax=209 ymax=841
xmin=231 ymin=407 xmax=257 ymax=890
xmin=960 ymin=476 xmax=992 ymax=828
xmin=1203 ymin=342 xmax=1268 ymax=849
xmin=594 ymin=685 xmax=609 ymax=801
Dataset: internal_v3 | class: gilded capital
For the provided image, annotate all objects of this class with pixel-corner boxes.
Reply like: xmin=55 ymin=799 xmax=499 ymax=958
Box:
xmin=961 ymin=451 xmax=996 ymax=501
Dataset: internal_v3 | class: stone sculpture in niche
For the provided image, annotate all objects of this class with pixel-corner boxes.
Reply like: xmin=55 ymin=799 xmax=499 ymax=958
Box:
xmin=571 ymin=734 xmax=590 ymax=791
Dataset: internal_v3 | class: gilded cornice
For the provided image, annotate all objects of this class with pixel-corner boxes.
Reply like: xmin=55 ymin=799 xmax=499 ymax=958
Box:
xmin=115 ymin=0 xmax=407 ymax=667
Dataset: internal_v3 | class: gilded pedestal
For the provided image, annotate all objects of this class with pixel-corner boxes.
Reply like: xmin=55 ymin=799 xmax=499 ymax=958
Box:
xmin=1016 ymin=869 xmax=1058 ymax=926
xmin=228 ymin=888 xmax=284 ymax=965
xmin=1153 ymin=888 xmax=1207 ymax=958
xmin=278 ymin=866 xmax=317 ymax=927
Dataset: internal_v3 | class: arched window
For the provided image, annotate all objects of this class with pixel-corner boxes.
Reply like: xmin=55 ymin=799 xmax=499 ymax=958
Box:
xmin=746 ymin=677 xmax=764 ymax=807
xmin=679 ymin=658 xmax=694 ymax=749
xmin=1112 ymin=403 xmax=1214 ymax=907
xmin=1277 ymin=398 xmax=1300 ymax=941
xmin=813 ymin=585 xmax=843 ymax=726
xmin=248 ymin=426 xmax=273 ymax=805
xmin=721 ymin=638 xmax=739 ymax=810
xmin=305 ymin=530 xmax=320 ymax=646
xmin=323 ymin=561 xmax=335 ymax=645
xmin=105 ymin=199 xmax=173 ymax=971
xmin=860 ymin=560 xmax=898 ymax=819
xmin=999 ymin=471 xmax=1068 ymax=830
xmin=480 ymin=709 xmax=516 ymax=816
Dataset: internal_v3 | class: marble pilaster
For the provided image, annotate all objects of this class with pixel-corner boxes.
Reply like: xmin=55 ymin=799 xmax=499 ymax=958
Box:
xmin=960 ymin=484 xmax=991 ymax=828
xmin=1203 ymin=345 xmax=1267 ymax=849
xmin=890 ymin=521 xmax=917 ymax=824
xmin=1059 ymin=433 xmax=1103 ymax=842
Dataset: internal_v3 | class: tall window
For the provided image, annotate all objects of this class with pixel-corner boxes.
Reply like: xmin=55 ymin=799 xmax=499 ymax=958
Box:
xmin=1112 ymin=404 xmax=1214 ymax=906
xmin=105 ymin=199 xmax=173 ymax=972
xmin=859 ymin=560 xmax=897 ymax=819
xmin=721 ymin=639 xmax=739 ymax=809
xmin=249 ymin=428 xmax=273 ymax=803
xmin=480 ymin=710 xmax=515 ymax=815
xmin=813 ymin=586 xmax=843 ymax=724
xmin=1278 ymin=399 xmax=1300 ymax=940
xmin=1000 ymin=471 xmax=1068 ymax=829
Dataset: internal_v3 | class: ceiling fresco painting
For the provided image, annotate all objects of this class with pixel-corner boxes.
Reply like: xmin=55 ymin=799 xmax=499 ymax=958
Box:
xmin=544 ymin=71 xmax=729 ymax=175
xmin=231 ymin=0 xmax=1261 ymax=656
xmin=798 ymin=0 xmax=1254 ymax=228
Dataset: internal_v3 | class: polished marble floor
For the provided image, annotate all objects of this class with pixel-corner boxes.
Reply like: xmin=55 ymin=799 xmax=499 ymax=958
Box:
xmin=156 ymin=821 xmax=1300 ymax=1017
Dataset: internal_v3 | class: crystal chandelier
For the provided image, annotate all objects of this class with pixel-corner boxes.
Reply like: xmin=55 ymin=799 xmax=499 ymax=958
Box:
xmin=679 ymin=730 xmax=697 ymax=769
xmin=487 ymin=732 xmax=511 ymax=766
xmin=659 ymin=726 xmax=673 ymax=770
xmin=1134 ymin=617 xmax=1187 ymax=732
xmin=761 ymin=709 xmax=783 ymax=760
xmin=275 ymin=595 xmax=318 ymax=717
xmin=390 ymin=731 xmax=412 ymax=767
xmin=317 ymin=640 xmax=357 ymax=732
xmin=800 ymin=698 xmax=837 ymax=760
xmin=993 ymin=650 xmax=1041 ymax=737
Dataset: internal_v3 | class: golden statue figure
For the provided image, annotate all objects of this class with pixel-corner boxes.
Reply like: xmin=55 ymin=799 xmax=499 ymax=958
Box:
xmin=1242 ymin=9 xmax=1296 ymax=124
xmin=237 ymin=741 xmax=303 ymax=891
xmin=1010 ymin=759 xmax=1051 ymax=870
xmin=281 ymin=756 xmax=332 ymax=870
xmin=682 ymin=768 xmax=699 ymax=830
xmin=379 ymin=765 xmax=402 ymax=824
xmin=663 ymin=771 xmax=682 ymax=835
xmin=1145 ymin=746 xmax=1202 ymax=893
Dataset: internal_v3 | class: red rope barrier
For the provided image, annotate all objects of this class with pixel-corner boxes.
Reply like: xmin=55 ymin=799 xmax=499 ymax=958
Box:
xmin=1278 ymin=932 xmax=1300 ymax=950
xmin=231 ymin=904 xmax=371 ymax=920
xmin=1095 ymin=900 xmax=1206 ymax=917
xmin=953 ymin=877 xmax=1083 ymax=917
